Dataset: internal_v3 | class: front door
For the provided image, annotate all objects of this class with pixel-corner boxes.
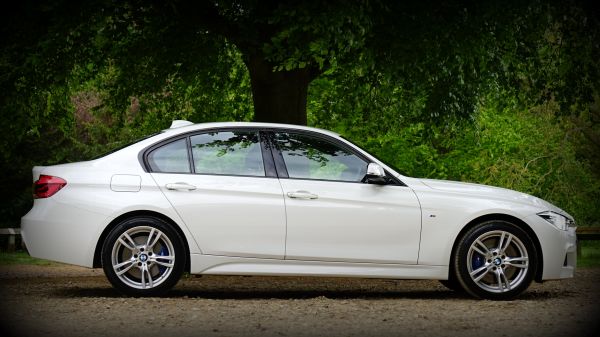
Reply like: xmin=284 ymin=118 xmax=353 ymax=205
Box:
xmin=272 ymin=132 xmax=422 ymax=264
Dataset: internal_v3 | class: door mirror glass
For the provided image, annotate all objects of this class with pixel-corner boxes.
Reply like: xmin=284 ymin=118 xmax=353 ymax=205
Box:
xmin=364 ymin=163 xmax=387 ymax=185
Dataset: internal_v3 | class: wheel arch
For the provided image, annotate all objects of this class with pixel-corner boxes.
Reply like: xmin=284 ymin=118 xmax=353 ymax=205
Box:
xmin=448 ymin=213 xmax=544 ymax=282
xmin=93 ymin=210 xmax=191 ymax=273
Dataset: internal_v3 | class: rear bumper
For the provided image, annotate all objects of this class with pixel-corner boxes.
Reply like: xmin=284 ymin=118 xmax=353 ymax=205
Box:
xmin=21 ymin=198 xmax=108 ymax=268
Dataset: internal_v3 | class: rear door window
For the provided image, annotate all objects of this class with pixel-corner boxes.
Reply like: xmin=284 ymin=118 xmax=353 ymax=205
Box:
xmin=190 ymin=131 xmax=265 ymax=177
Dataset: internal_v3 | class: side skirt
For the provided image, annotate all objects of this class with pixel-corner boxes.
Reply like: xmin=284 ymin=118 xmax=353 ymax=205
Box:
xmin=190 ymin=254 xmax=448 ymax=280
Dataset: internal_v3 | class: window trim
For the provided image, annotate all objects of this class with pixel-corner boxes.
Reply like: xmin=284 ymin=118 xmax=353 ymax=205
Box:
xmin=259 ymin=131 xmax=278 ymax=178
xmin=262 ymin=131 xmax=289 ymax=178
xmin=141 ymin=127 xmax=275 ymax=178
xmin=139 ymin=126 xmax=404 ymax=185
xmin=267 ymin=129 xmax=403 ymax=185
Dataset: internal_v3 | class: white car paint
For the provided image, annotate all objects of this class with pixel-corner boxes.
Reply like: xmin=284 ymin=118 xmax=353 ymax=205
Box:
xmin=21 ymin=121 xmax=577 ymax=294
xmin=152 ymin=173 xmax=287 ymax=259
xmin=280 ymin=178 xmax=421 ymax=264
xmin=409 ymin=177 xmax=577 ymax=279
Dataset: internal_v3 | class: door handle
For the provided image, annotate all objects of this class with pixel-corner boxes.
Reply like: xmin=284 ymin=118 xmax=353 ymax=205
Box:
xmin=286 ymin=190 xmax=318 ymax=200
xmin=165 ymin=182 xmax=197 ymax=191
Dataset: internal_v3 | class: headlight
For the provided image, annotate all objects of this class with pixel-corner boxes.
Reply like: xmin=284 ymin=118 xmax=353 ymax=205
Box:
xmin=537 ymin=211 xmax=576 ymax=231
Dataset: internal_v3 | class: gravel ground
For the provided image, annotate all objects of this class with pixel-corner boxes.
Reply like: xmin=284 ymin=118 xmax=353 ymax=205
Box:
xmin=0 ymin=265 xmax=599 ymax=337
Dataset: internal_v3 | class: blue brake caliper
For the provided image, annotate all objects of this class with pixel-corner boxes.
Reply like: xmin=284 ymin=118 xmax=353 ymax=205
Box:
xmin=157 ymin=245 xmax=169 ymax=275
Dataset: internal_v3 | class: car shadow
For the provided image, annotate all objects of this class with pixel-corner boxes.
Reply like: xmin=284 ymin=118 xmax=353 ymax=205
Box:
xmin=46 ymin=274 xmax=578 ymax=300
xmin=171 ymin=288 xmax=475 ymax=300
xmin=51 ymin=286 xmax=573 ymax=301
xmin=52 ymin=287 xmax=469 ymax=299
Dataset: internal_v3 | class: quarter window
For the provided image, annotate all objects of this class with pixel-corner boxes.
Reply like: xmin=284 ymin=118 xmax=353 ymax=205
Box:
xmin=190 ymin=131 xmax=265 ymax=177
xmin=274 ymin=132 xmax=367 ymax=182
xmin=147 ymin=138 xmax=191 ymax=173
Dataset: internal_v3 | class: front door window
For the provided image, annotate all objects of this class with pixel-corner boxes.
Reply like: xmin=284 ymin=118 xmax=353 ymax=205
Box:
xmin=273 ymin=132 xmax=367 ymax=182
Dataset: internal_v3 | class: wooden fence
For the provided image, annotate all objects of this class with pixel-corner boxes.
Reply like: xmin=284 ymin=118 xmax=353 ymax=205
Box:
xmin=0 ymin=228 xmax=21 ymax=252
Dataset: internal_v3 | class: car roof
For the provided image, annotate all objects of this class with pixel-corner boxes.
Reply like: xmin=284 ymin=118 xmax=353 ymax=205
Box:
xmin=162 ymin=121 xmax=341 ymax=138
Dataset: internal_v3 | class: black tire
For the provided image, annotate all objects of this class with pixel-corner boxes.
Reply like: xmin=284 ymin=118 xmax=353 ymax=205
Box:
xmin=439 ymin=271 xmax=463 ymax=292
xmin=453 ymin=220 xmax=537 ymax=300
xmin=101 ymin=216 xmax=186 ymax=296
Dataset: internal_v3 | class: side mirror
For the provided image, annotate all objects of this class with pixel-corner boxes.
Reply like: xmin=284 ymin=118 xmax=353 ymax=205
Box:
xmin=364 ymin=163 xmax=387 ymax=185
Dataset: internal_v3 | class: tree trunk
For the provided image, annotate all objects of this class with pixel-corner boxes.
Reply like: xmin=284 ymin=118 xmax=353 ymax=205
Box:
xmin=246 ymin=54 xmax=312 ymax=125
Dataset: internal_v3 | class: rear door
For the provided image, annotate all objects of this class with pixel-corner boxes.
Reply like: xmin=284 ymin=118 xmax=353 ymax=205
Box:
xmin=147 ymin=129 xmax=286 ymax=259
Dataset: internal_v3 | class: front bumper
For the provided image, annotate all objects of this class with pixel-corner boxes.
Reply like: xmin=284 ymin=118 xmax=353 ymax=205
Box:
xmin=526 ymin=214 xmax=577 ymax=280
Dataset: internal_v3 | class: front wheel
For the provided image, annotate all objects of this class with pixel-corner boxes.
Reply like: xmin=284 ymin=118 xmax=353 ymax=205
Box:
xmin=454 ymin=220 xmax=538 ymax=300
xmin=439 ymin=272 xmax=463 ymax=292
xmin=101 ymin=216 xmax=186 ymax=296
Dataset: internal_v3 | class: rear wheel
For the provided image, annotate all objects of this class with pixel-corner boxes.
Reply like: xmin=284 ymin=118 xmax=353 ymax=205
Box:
xmin=454 ymin=220 xmax=537 ymax=300
xmin=101 ymin=216 xmax=186 ymax=296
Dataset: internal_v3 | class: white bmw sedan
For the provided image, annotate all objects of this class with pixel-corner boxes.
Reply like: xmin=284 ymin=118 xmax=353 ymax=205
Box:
xmin=21 ymin=121 xmax=577 ymax=299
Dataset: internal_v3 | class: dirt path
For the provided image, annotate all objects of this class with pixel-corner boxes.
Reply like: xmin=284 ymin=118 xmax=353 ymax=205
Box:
xmin=1 ymin=265 xmax=599 ymax=337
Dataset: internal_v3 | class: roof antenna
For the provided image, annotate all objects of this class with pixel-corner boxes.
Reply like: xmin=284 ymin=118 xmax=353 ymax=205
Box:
xmin=170 ymin=120 xmax=194 ymax=128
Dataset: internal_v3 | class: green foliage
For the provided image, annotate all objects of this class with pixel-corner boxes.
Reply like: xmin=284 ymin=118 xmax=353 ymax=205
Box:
xmin=577 ymin=241 xmax=600 ymax=267
xmin=309 ymin=82 xmax=600 ymax=225
xmin=443 ymin=96 xmax=600 ymax=225
xmin=260 ymin=0 xmax=372 ymax=71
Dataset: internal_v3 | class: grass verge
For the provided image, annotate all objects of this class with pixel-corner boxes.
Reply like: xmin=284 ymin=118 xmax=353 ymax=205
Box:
xmin=0 ymin=251 xmax=58 ymax=266
xmin=577 ymin=240 xmax=600 ymax=267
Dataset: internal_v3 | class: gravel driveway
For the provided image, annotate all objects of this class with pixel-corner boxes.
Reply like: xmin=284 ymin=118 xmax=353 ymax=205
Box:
xmin=1 ymin=265 xmax=598 ymax=337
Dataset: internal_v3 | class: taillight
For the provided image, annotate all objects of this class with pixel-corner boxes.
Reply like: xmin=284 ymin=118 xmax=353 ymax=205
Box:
xmin=33 ymin=175 xmax=67 ymax=199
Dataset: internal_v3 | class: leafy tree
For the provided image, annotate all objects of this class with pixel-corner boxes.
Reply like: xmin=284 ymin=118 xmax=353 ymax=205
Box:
xmin=179 ymin=0 xmax=372 ymax=125
xmin=1 ymin=0 xmax=372 ymax=126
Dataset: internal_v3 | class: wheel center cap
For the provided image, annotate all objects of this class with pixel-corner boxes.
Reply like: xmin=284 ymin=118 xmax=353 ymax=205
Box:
xmin=493 ymin=257 xmax=502 ymax=266
xmin=139 ymin=254 xmax=148 ymax=262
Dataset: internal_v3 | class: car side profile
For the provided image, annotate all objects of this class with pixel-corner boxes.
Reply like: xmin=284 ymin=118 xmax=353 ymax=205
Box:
xmin=21 ymin=121 xmax=577 ymax=300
